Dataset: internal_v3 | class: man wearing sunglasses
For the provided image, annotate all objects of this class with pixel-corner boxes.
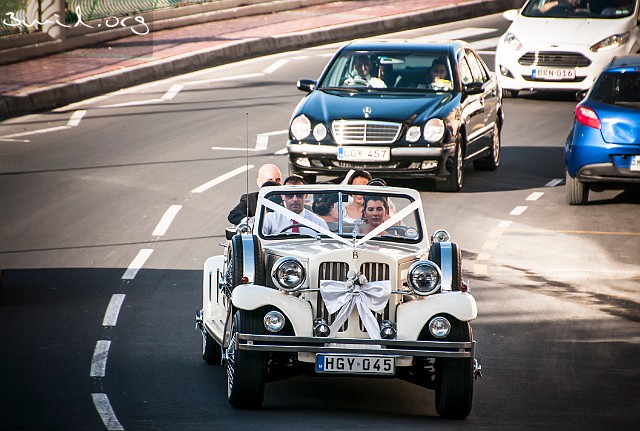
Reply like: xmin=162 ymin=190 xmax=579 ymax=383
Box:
xmin=261 ymin=176 xmax=329 ymax=236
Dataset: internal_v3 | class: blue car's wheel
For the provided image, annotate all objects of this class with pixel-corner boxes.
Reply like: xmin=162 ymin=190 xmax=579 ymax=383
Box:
xmin=566 ymin=170 xmax=589 ymax=205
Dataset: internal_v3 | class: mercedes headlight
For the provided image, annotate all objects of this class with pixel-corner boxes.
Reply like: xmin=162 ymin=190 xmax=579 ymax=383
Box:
xmin=503 ymin=32 xmax=522 ymax=50
xmin=313 ymin=123 xmax=327 ymax=141
xmin=424 ymin=118 xmax=445 ymax=143
xmin=271 ymin=257 xmax=306 ymax=291
xmin=407 ymin=260 xmax=442 ymax=296
xmin=290 ymin=115 xmax=311 ymax=140
xmin=406 ymin=125 xmax=421 ymax=142
xmin=591 ymin=32 xmax=630 ymax=52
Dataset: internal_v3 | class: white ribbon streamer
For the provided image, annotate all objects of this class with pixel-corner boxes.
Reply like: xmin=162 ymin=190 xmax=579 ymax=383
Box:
xmin=320 ymin=278 xmax=391 ymax=339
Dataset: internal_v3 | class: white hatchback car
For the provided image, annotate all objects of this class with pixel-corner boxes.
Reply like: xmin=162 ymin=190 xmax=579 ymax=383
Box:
xmin=495 ymin=0 xmax=640 ymax=97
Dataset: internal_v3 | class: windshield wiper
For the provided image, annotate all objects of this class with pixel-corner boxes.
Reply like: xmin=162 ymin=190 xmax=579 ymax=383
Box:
xmin=321 ymin=86 xmax=363 ymax=92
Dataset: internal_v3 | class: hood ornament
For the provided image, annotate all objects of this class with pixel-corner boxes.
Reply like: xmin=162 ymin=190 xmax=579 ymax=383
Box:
xmin=363 ymin=106 xmax=372 ymax=118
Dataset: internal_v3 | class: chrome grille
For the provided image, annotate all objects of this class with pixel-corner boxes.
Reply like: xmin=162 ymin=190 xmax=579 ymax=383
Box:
xmin=316 ymin=262 xmax=390 ymax=333
xmin=332 ymin=120 xmax=401 ymax=144
xmin=518 ymin=51 xmax=591 ymax=68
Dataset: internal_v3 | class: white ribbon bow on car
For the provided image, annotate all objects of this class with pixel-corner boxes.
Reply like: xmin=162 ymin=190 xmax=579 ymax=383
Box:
xmin=320 ymin=271 xmax=391 ymax=339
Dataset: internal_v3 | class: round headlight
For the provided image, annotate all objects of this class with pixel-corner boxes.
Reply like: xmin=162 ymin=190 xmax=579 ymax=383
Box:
xmin=406 ymin=125 xmax=421 ymax=142
xmin=424 ymin=118 xmax=445 ymax=143
xmin=290 ymin=115 xmax=311 ymax=140
xmin=313 ymin=123 xmax=327 ymax=141
xmin=271 ymin=257 xmax=306 ymax=291
xmin=408 ymin=260 xmax=441 ymax=296
xmin=264 ymin=310 xmax=286 ymax=333
xmin=431 ymin=229 xmax=450 ymax=243
xmin=428 ymin=316 xmax=451 ymax=338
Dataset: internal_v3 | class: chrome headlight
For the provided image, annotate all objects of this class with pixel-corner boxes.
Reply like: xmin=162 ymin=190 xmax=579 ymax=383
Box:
xmin=290 ymin=115 xmax=311 ymax=140
xmin=503 ymin=32 xmax=522 ymax=50
xmin=431 ymin=229 xmax=450 ymax=243
xmin=424 ymin=118 xmax=445 ymax=143
xmin=406 ymin=125 xmax=421 ymax=142
xmin=271 ymin=257 xmax=306 ymax=291
xmin=591 ymin=32 xmax=630 ymax=52
xmin=407 ymin=260 xmax=442 ymax=296
xmin=264 ymin=310 xmax=286 ymax=332
xmin=313 ymin=123 xmax=327 ymax=141
xmin=428 ymin=316 xmax=451 ymax=338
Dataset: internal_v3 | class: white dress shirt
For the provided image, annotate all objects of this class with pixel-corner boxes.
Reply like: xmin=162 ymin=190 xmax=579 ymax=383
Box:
xmin=262 ymin=209 xmax=329 ymax=236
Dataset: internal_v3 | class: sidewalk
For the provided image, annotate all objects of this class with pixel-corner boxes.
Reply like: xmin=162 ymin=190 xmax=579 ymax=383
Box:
xmin=0 ymin=0 xmax=520 ymax=119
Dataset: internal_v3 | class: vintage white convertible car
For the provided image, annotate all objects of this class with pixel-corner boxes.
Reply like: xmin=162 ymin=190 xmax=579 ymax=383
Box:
xmin=196 ymin=184 xmax=480 ymax=419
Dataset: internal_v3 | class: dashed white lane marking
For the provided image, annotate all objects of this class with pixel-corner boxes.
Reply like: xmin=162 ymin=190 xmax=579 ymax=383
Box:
xmin=191 ymin=164 xmax=254 ymax=194
xmin=102 ymin=294 xmax=126 ymax=326
xmin=90 ymin=340 xmax=111 ymax=377
xmin=473 ymin=264 xmax=488 ymax=275
xmin=92 ymin=393 xmax=124 ymax=431
xmin=162 ymin=84 xmax=184 ymax=101
xmin=419 ymin=27 xmax=497 ymax=41
xmin=274 ymin=147 xmax=288 ymax=155
xmin=122 ymin=249 xmax=154 ymax=280
xmin=0 ymin=126 xmax=69 ymax=141
xmin=510 ymin=206 xmax=528 ymax=216
xmin=102 ymin=99 xmax=164 ymax=108
xmin=471 ymin=37 xmax=501 ymax=51
xmin=67 ymin=110 xmax=87 ymax=127
xmin=526 ymin=192 xmax=544 ymax=201
xmin=497 ymin=220 xmax=512 ymax=228
xmin=263 ymin=59 xmax=290 ymax=74
xmin=152 ymin=205 xmax=182 ymax=236
xmin=546 ymin=178 xmax=563 ymax=187
xmin=184 ymin=72 xmax=264 ymax=86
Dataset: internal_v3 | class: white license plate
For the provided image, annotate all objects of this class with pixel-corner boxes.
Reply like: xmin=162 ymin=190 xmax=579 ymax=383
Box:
xmin=532 ymin=68 xmax=576 ymax=80
xmin=315 ymin=354 xmax=395 ymax=375
xmin=631 ymin=155 xmax=640 ymax=171
xmin=338 ymin=146 xmax=390 ymax=162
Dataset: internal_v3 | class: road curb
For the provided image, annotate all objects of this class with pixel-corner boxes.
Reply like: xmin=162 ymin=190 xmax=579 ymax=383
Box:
xmin=0 ymin=0 xmax=521 ymax=119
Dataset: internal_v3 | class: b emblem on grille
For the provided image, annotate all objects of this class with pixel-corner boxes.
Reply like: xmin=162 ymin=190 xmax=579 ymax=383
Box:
xmin=363 ymin=106 xmax=372 ymax=118
xmin=353 ymin=251 xmax=358 ymax=260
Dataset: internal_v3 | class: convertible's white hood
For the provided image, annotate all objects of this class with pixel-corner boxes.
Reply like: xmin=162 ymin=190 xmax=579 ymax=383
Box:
xmin=510 ymin=16 xmax=633 ymax=46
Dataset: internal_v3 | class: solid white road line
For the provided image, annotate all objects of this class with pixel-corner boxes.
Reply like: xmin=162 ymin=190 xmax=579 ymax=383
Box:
xmin=419 ymin=27 xmax=497 ymax=41
xmin=90 ymin=340 xmax=111 ymax=377
xmin=526 ymin=192 xmax=544 ymax=201
xmin=102 ymin=294 xmax=126 ymax=326
xmin=263 ymin=59 xmax=290 ymax=74
xmin=184 ymin=72 xmax=264 ymax=86
xmin=122 ymin=249 xmax=154 ymax=280
xmin=152 ymin=205 xmax=182 ymax=236
xmin=0 ymin=126 xmax=70 ymax=140
xmin=497 ymin=220 xmax=513 ymax=228
xmin=255 ymin=130 xmax=288 ymax=150
xmin=191 ymin=164 xmax=254 ymax=193
xmin=92 ymin=393 xmax=124 ymax=431
xmin=67 ymin=110 xmax=87 ymax=127
xmin=510 ymin=206 xmax=528 ymax=215
xmin=162 ymin=84 xmax=184 ymax=100
xmin=546 ymin=178 xmax=564 ymax=187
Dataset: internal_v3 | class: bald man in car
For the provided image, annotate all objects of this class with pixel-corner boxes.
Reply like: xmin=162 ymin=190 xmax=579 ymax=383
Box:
xmin=227 ymin=164 xmax=282 ymax=225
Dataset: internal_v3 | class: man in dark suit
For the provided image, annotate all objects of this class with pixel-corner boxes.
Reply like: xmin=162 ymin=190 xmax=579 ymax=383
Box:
xmin=227 ymin=164 xmax=282 ymax=225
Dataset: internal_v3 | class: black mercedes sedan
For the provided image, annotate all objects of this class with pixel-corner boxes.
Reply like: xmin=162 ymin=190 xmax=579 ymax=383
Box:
xmin=287 ymin=40 xmax=504 ymax=191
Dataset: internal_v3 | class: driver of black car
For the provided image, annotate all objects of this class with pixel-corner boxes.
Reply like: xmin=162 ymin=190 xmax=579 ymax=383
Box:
xmin=343 ymin=55 xmax=387 ymax=88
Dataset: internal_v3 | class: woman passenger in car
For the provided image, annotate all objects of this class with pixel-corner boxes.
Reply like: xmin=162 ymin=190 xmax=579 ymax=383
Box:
xmin=343 ymin=170 xmax=372 ymax=222
xmin=359 ymin=195 xmax=390 ymax=236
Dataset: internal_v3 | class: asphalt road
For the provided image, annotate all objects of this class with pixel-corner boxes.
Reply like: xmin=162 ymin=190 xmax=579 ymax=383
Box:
xmin=1 ymin=12 xmax=639 ymax=431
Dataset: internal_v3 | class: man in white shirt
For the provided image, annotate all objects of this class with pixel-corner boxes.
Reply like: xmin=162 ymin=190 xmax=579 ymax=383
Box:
xmin=344 ymin=55 xmax=386 ymax=88
xmin=262 ymin=190 xmax=329 ymax=236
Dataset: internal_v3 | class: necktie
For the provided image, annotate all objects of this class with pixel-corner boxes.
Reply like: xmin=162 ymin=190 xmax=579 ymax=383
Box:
xmin=292 ymin=220 xmax=299 ymax=233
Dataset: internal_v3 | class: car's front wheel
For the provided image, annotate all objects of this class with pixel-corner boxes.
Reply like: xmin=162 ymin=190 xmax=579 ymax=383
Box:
xmin=435 ymin=320 xmax=474 ymax=419
xmin=502 ymin=88 xmax=519 ymax=98
xmin=435 ymin=140 xmax=463 ymax=192
xmin=565 ymin=170 xmax=589 ymax=205
xmin=226 ymin=310 xmax=267 ymax=409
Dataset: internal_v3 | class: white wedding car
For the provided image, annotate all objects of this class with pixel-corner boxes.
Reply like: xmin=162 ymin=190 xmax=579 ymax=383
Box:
xmin=196 ymin=184 xmax=480 ymax=419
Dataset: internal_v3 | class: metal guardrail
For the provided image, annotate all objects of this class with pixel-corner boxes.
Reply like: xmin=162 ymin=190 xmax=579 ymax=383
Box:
xmin=1 ymin=0 xmax=216 ymax=36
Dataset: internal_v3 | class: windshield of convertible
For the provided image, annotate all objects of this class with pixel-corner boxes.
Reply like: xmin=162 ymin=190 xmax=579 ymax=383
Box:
xmin=319 ymin=50 xmax=454 ymax=92
xmin=256 ymin=188 xmax=422 ymax=243
xmin=522 ymin=0 xmax=636 ymax=18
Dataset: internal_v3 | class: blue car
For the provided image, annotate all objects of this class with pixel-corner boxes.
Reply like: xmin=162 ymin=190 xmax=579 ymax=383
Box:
xmin=287 ymin=40 xmax=504 ymax=192
xmin=565 ymin=55 xmax=640 ymax=204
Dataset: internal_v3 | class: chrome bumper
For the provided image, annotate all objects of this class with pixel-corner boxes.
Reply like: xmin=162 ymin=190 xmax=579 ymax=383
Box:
xmin=236 ymin=333 xmax=475 ymax=359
